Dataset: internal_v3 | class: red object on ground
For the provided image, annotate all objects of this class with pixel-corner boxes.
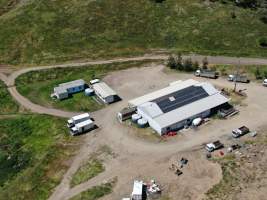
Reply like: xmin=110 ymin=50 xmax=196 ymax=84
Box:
xmin=167 ymin=131 xmax=177 ymax=136
xmin=219 ymin=151 xmax=224 ymax=156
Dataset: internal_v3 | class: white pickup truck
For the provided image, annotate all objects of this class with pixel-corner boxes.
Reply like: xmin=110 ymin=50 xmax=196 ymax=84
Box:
xmin=232 ymin=126 xmax=250 ymax=138
xmin=206 ymin=140 xmax=224 ymax=152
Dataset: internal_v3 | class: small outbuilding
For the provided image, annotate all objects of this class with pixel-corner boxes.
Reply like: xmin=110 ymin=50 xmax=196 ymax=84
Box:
xmin=92 ymin=82 xmax=118 ymax=104
xmin=53 ymin=79 xmax=85 ymax=100
xmin=131 ymin=180 xmax=144 ymax=200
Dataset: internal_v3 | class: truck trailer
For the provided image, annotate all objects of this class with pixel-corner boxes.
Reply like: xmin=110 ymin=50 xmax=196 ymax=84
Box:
xmin=117 ymin=107 xmax=137 ymax=122
xmin=67 ymin=113 xmax=90 ymax=128
xmin=70 ymin=119 xmax=95 ymax=136
xmin=195 ymin=69 xmax=219 ymax=79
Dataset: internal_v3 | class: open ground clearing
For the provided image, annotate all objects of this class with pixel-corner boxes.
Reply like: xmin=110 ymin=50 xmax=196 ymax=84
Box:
xmin=46 ymin=64 xmax=267 ymax=200
xmin=2 ymin=59 xmax=267 ymax=200
xmin=205 ymin=127 xmax=267 ymax=200
xmin=0 ymin=0 xmax=267 ymax=64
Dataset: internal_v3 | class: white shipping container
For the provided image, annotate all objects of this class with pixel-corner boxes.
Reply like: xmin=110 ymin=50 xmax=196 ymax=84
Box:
xmin=70 ymin=119 xmax=94 ymax=136
xmin=67 ymin=113 xmax=90 ymax=128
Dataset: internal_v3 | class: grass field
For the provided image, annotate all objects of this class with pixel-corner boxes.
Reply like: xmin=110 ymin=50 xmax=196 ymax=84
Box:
xmin=15 ymin=60 xmax=154 ymax=112
xmin=0 ymin=80 xmax=19 ymax=114
xmin=0 ymin=0 xmax=267 ymax=64
xmin=70 ymin=179 xmax=116 ymax=200
xmin=71 ymin=158 xmax=104 ymax=187
xmin=0 ymin=114 xmax=79 ymax=200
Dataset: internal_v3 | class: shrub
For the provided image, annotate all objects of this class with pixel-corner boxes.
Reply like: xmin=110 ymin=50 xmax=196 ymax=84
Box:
xmin=167 ymin=55 xmax=177 ymax=69
xmin=202 ymin=57 xmax=209 ymax=69
xmin=254 ymin=67 xmax=262 ymax=79
xmin=258 ymin=37 xmax=267 ymax=48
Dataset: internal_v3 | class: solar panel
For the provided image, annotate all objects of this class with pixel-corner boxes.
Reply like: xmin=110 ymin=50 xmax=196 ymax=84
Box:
xmin=153 ymin=86 xmax=209 ymax=113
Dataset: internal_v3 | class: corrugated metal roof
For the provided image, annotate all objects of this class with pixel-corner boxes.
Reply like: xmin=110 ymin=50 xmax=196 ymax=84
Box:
xmin=54 ymin=86 xmax=67 ymax=94
xmin=135 ymin=79 xmax=230 ymax=130
xmin=129 ymin=79 xmax=199 ymax=106
xmin=72 ymin=113 xmax=90 ymax=121
xmin=154 ymin=93 xmax=229 ymax=128
xmin=54 ymin=79 xmax=85 ymax=94
xmin=59 ymin=79 xmax=85 ymax=88
xmin=93 ymin=82 xmax=117 ymax=98
xmin=138 ymin=102 xmax=163 ymax=118
xmin=197 ymin=82 xmax=218 ymax=95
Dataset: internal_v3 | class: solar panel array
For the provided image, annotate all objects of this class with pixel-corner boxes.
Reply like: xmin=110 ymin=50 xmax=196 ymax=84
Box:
xmin=152 ymin=86 xmax=209 ymax=113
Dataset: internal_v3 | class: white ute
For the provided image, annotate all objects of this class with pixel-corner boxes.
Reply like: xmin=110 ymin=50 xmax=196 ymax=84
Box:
xmin=89 ymin=79 xmax=100 ymax=85
xmin=70 ymin=119 xmax=95 ymax=136
xmin=205 ymin=140 xmax=224 ymax=152
xmin=67 ymin=113 xmax=90 ymax=128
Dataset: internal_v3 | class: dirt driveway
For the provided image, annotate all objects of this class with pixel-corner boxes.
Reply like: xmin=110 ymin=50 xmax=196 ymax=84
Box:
xmin=49 ymin=64 xmax=267 ymax=200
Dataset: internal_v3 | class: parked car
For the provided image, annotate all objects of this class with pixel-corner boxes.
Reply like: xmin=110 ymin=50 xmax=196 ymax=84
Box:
xmin=228 ymin=74 xmax=250 ymax=83
xmin=205 ymin=140 xmax=224 ymax=152
xmin=263 ymin=79 xmax=267 ymax=87
xmin=89 ymin=79 xmax=100 ymax=85
xmin=195 ymin=69 xmax=219 ymax=79
xmin=232 ymin=126 xmax=250 ymax=138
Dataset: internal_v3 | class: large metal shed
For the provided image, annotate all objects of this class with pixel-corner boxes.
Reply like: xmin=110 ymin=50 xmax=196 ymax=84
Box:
xmin=130 ymin=79 xmax=230 ymax=135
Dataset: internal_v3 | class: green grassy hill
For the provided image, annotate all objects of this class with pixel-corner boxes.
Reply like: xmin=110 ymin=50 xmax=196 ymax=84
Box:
xmin=0 ymin=0 xmax=267 ymax=65
xmin=0 ymin=80 xmax=19 ymax=114
xmin=0 ymin=114 xmax=79 ymax=200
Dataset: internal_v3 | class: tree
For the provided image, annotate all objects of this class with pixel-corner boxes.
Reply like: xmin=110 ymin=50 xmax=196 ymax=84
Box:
xmin=167 ymin=55 xmax=177 ymax=69
xmin=192 ymin=61 xmax=199 ymax=71
xmin=263 ymin=70 xmax=267 ymax=78
xmin=176 ymin=53 xmax=184 ymax=71
xmin=202 ymin=57 xmax=209 ymax=69
xmin=254 ymin=67 xmax=262 ymax=79
xmin=183 ymin=58 xmax=193 ymax=72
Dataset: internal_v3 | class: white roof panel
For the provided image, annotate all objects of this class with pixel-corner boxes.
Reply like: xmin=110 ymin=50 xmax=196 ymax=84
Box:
xmin=129 ymin=79 xmax=199 ymax=107
xmin=72 ymin=113 xmax=90 ymax=121
xmin=154 ymin=93 xmax=229 ymax=128
xmin=198 ymin=82 xmax=218 ymax=95
xmin=93 ymin=82 xmax=117 ymax=98
xmin=132 ymin=180 xmax=143 ymax=196
xmin=59 ymin=79 xmax=85 ymax=88
xmin=138 ymin=102 xmax=163 ymax=118
xmin=54 ymin=86 xmax=67 ymax=94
